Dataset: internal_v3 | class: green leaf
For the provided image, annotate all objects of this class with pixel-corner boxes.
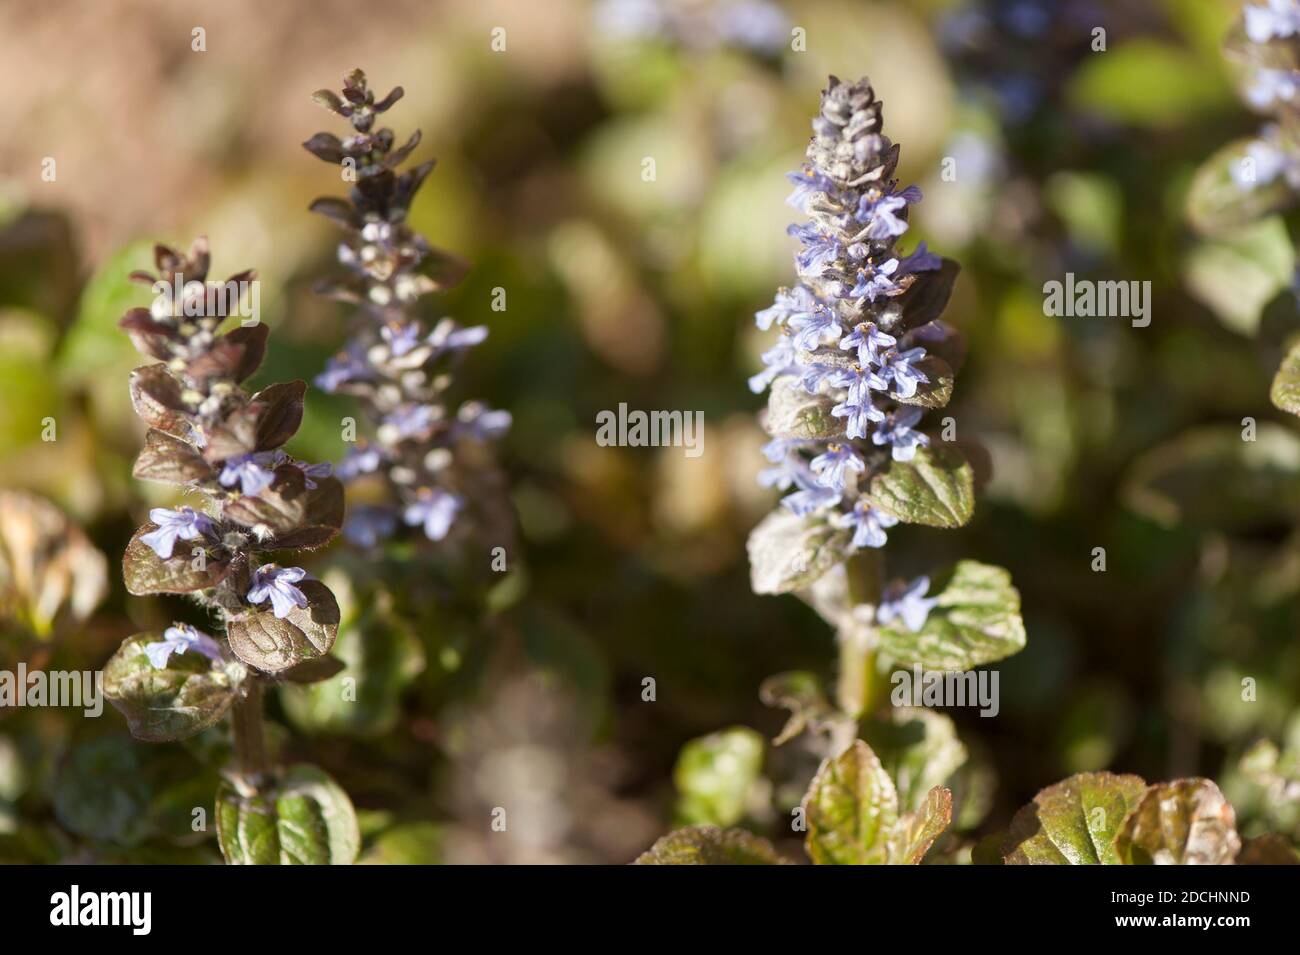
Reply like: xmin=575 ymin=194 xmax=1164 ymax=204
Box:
xmin=1003 ymin=771 xmax=1148 ymax=865
xmin=103 ymin=633 xmax=246 ymax=742
xmin=876 ymin=561 xmax=1026 ymax=670
xmin=634 ymin=826 xmax=788 ymax=865
xmin=765 ymin=377 xmax=840 ymax=440
xmin=747 ymin=509 xmax=848 ymax=595
xmin=1067 ymin=39 xmax=1231 ymax=129
xmin=227 ymin=580 xmax=340 ymax=673
xmin=122 ymin=525 xmax=229 ymax=595
xmin=861 ymin=707 xmax=968 ymax=814
xmin=1272 ymin=341 xmax=1300 ymax=416
xmin=888 ymin=786 xmax=952 ymax=864
xmin=1123 ymin=424 xmax=1300 ymax=531
xmin=803 ymin=739 xmax=899 ymax=865
xmin=1115 ymin=779 xmax=1241 ymax=865
xmin=216 ymin=764 xmax=359 ymax=865
xmin=865 ymin=445 xmax=974 ymax=528
xmin=673 ymin=727 xmax=765 ymax=828
xmin=1187 ymin=138 xmax=1297 ymax=237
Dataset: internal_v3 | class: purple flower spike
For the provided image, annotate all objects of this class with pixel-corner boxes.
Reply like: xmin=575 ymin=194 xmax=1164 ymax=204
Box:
xmin=140 ymin=506 xmax=214 ymax=560
xmin=247 ymin=565 xmax=310 ymax=619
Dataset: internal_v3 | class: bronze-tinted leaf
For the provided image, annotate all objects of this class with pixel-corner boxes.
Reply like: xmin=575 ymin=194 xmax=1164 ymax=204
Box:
xmin=227 ymin=580 xmax=339 ymax=673
xmin=133 ymin=429 xmax=212 ymax=485
xmin=119 ymin=307 xmax=180 ymax=361
xmin=103 ymin=633 xmax=245 ymax=742
xmin=278 ymin=654 xmax=346 ymax=684
xmin=634 ymin=826 xmax=789 ymax=865
xmin=896 ymin=258 xmax=959 ymax=329
xmin=189 ymin=324 xmax=268 ymax=384
xmin=308 ymin=197 xmax=361 ymax=230
xmin=311 ymin=89 xmax=346 ymax=115
xmin=122 ymin=525 xmax=228 ymax=596
xmin=202 ymin=403 xmax=263 ymax=463
xmin=303 ymin=132 xmax=346 ymax=164
xmin=128 ymin=364 xmax=192 ymax=437
xmin=1115 ymin=778 xmax=1241 ymax=865
xmin=225 ymin=474 xmax=344 ymax=549
xmin=373 ymin=86 xmax=404 ymax=113
xmin=250 ymin=380 xmax=306 ymax=451
xmin=1003 ymin=771 xmax=1147 ymax=865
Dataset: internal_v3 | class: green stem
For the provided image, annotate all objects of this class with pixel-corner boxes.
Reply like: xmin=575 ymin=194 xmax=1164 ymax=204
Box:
xmin=836 ymin=550 xmax=886 ymax=719
xmin=231 ymin=677 xmax=270 ymax=782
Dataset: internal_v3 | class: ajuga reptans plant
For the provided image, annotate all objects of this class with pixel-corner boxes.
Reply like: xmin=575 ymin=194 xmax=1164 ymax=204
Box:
xmin=102 ymin=238 xmax=359 ymax=865
xmin=638 ymin=77 xmax=1300 ymax=867
xmin=638 ymin=75 xmax=1026 ymax=866
xmin=746 ymin=75 xmax=1026 ymax=716
xmin=304 ymin=69 xmax=513 ymax=570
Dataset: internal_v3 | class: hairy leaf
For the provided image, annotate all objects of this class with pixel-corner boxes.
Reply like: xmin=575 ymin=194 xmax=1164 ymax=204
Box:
xmin=747 ymin=509 xmax=848 ymax=595
xmin=888 ymin=786 xmax=953 ymax=864
xmin=226 ymin=473 xmax=345 ymax=550
xmin=862 ymin=707 xmax=968 ymax=815
xmin=634 ymin=826 xmax=787 ymax=865
xmin=128 ymin=364 xmax=192 ymax=438
xmin=896 ymin=258 xmax=960 ymax=329
xmin=133 ymin=429 xmax=212 ymax=485
xmin=227 ymin=580 xmax=340 ymax=673
xmin=122 ymin=525 xmax=227 ymax=595
xmin=188 ymin=324 xmax=268 ymax=384
xmin=1115 ymin=778 xmax=1241 ymax=865
xmin=103 ymin=633 xmax=245 ymax=741
xmin=250 ymin=380 xmax=306 ymax=450
xmin=765 ymin=377 xmax=840 ymax=440
xmin=876 ymin=561 xmax=1026 ymax=670
xmin=1003 ymin=771 xmax=1147 ymax=865
xmin=865 ymin=445 xmax=974 ymax=528
xmin=803 ymin=739 xmax=899 ymax=865
xmin=216 ymin=764 xmax=359 ymax=865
